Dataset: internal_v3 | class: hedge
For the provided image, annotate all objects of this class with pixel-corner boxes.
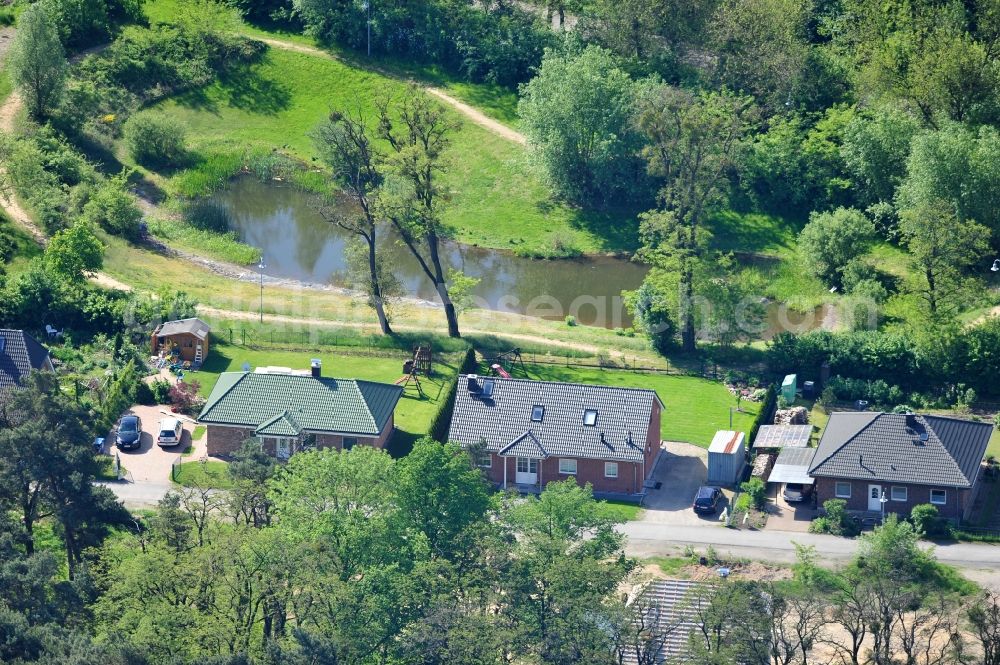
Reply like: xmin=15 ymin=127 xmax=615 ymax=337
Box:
xmin=429 ymin=348 xmax=478 ymax=442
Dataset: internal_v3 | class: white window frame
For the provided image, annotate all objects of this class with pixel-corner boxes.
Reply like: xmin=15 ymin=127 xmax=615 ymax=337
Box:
xmin=531 ymin=405 xmax=545 ymax=422
xmin=558 ymin=458 xmax=578 ymax=475
xmin=583 ymin=409 xmax=598 ymax=426
xmin=835 ymin=482 xmax=852 ymax=499
xmin=890 ymin=486 xmax=908 ymax=502
xmin=605 ymin=462 xmax=618 ymax=478
xmin=930 ymin=489 xmax=947 ymax=506
xmin=476 ymin=453 xmax=492 ymax=468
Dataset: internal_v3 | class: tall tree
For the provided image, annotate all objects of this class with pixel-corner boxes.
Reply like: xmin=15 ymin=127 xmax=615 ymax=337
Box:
xmin=377 ymin=87 xmax=462 ymax=338
xmin=899 ymin=199 xmax=991 ymax=321
xmin=7 ymin=1 xmax=68 ymax=119
xmin=636 ymin=87 xmax=755 ymax=352
xmin=311 ymin=109 xmax=395 ymax=335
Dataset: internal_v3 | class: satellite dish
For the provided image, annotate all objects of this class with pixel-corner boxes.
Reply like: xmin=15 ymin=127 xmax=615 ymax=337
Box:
xmin=241 ymin=362 xmax=251 ymax=372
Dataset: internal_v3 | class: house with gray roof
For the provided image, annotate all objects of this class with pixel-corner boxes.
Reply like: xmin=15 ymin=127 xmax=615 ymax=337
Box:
xmin=808 ymin=412 xmax=991 ymax=521
xmin=198 ymin=361 xmax=403 ymax=459
xmin=447 ymin=374 xmax=663 ymax=497
xmin=0 ymin=329 xmax=53 ymax=403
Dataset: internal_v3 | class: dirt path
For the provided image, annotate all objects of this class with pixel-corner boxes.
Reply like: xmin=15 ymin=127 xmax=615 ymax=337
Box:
xmin=258 ymin=37 xmax=526 ymax=145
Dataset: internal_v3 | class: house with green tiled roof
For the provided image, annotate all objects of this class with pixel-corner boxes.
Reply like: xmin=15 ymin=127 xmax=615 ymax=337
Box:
xmin=198 ymin=361 xmax=403 ymax=459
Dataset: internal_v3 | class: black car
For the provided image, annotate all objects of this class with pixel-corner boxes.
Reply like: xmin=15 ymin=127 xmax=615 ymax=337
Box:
xmin=782 ymin=483 xmax=813 ymax=503
xmin=692 ymin=486 xmax=722 ymax=514
xmin=116 ymin=415 xmax=142 ymax=450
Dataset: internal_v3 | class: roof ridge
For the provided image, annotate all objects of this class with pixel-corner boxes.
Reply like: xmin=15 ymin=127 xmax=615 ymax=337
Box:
xmin=458 ymin=373 xmax=660 ymax=396
xmin=350 ymin=380 xmax=379 ymax=433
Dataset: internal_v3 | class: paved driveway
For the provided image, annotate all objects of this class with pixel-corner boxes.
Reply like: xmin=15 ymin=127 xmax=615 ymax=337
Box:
xmin=764 ymin=484 xmax=817 ymax=533
xmin=641 ymin=441 xmax=733 ymax=526
xmin=103 ymin=405 xmax=198 ymax=483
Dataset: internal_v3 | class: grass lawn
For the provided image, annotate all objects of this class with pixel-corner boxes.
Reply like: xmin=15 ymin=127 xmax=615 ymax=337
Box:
xmin=173 ymin=459 xmax=233 ymax=489
xmin=988 ymin=428 xmax=1000 ymax=461
xmin=595 ymin=500 xmax=644 ymax=522
xmin=127 ymin=12 xmax=633 ymax=256
xmin=645 ymin=555 xmax=694 ymax=577
xmin=192 ymin=425 xmax=206 ymax=440
xmin=96 ymin=456 xmax=122 ymax=481
xmin=185 ymin=342 xmax=460 ymax=452
xmin=0 ymin=69 xmax=11 ymax=106
xmin=513 ymin=363 xmax=761 ymax=445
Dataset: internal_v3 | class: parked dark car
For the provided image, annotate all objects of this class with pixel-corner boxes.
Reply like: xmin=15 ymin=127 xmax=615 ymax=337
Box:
xmin=692 ymin=486 xmax=722 ymax=514
xmin=782 ymin=483 xmax=813 ymax=503
xmin=116 ymin=415 xmax=142 ymax=450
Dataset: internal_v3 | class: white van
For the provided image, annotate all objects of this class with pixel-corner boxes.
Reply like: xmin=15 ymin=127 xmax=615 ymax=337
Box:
xmin=157 ymin=418 xmax=184 ymax=447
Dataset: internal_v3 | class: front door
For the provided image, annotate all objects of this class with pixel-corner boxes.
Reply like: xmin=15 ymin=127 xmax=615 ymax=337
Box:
xmin=516 ymin=457 xmax=538 ymax=485
xmin=276 ymin=438 xmax=292 ymax=460
xmin=868 ymin=484 xmax=882 ymax=511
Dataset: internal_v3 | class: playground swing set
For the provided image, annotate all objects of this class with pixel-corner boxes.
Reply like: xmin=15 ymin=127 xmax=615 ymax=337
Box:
xmin=394 ymin=345 xmax=433 ymax=397
xmin=486 ymin=347 xmax=524 ymax=379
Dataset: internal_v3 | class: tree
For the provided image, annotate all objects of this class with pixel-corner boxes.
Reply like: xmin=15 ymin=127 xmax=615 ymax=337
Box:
xmin=377 ymin=88 xmax=463 ymax=338
xmin=227 ymin=438 xmax=276 ymax=528
xmin=393 ymin=438 xmax=490 ymax=559
xmin=83 ymin=172 xmax=143 ymax=239
xmin=709 ymin=0 xmax=810 ymax=113
xmin=44 ymin=221 xmax=104 ymax=281
xmin=969 ymin=590 xmax=1000 ymax=665
xmin=636 ymin=87 xmax=756 ymax=352
xmin=899 ymin=199 xmax=990 ymax=321
xmin=896 ymin=122 xmax=1000 ymax=241
xmin=797 ymin=207 xmax=876 ymax=289
xmin=7 ymin=1 xmax=68 ymax=119
xmin=841 ymin=104 xmax=920 ymax=207
xmin=310 ymin=109 xmax=396 ymax=334
xmin=688 ymin=581 xmax=773 ymax=664
xmin=518 ymin=43 xmax=652 ymax=206
xmin=0 ymin=372 xmax=127 ymax=576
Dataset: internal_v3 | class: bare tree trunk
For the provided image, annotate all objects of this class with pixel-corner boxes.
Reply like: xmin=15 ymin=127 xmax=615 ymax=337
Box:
xmin=366 ymin=235 xmax=393 ymax=335
xmin=427 ymin=231 xmax=460 ymax=338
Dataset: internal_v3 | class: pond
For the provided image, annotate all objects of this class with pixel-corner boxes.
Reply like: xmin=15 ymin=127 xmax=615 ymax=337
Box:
xmin=212 ymin=178 xmax=831 ymax=336
xmin=214 ymin=178 xmax=647 ymax=328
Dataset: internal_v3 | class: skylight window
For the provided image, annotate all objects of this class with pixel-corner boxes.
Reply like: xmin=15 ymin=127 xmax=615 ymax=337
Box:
xmin=583 ymin=409 xmax=598 ymax=426
xmin=481 ymin=379 xmax=495 ymax=397
xmin=531 ymin=405 xmax=545 ymax=422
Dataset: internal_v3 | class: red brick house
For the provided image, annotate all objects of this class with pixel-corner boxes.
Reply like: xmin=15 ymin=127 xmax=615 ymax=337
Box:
xmin=447 ymin=375 xmax=663 ymax=498
xmin=198 ymin=361 xmax=403 ymax=459
xmin=808 ymin=412 xmax=991 ymax=522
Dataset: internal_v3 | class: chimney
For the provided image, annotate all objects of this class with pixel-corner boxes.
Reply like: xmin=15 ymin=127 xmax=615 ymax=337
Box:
xmin=310 ymin=359 xmax=322 ymax=378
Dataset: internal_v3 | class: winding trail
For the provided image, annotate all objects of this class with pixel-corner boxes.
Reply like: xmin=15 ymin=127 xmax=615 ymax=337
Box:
xmin=258 ymin=37 xmax=526 ymax=144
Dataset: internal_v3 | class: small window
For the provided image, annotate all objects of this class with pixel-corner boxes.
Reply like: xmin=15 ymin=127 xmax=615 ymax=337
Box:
xmin=605 ymin=462 xmax=618 ymax=478
xmin=835 ymin=482 xmax=852 ymax=499
xmin=583 ymin=409 xmax=598 ymax=426
xmin=930 ymin=489 xmax=947 ymax=505
xmin=890 ymin=486 xmax=908 ymax=502
xmin=481 ymin=379 xmax=495 ymax=397
xmin=343 ymin=437 xmax=358 ymax=451
xmin=559 ymin=458 xmax=577 ymax=475
xmin=531 ymin=405 xmax=545 ymax=422
xmin=476 ymin=453 xmax=492 ymax=468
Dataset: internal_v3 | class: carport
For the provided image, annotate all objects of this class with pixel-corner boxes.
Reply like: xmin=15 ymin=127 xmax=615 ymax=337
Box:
xmin=767 ymin=447 xmax=817 ymax=486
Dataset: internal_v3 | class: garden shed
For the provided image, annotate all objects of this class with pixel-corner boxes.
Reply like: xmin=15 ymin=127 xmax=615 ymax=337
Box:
xmin=707 ymin=430 xmax=746 ymax=486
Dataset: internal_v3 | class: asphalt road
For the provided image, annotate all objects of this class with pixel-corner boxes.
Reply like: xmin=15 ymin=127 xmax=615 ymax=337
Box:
xmin=621 ymin=521 xmax=1000 ymax=585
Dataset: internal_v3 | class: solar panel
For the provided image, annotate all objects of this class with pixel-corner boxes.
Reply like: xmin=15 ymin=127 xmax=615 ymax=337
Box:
xmin=752 ymin=424 xmax=812 ymax=449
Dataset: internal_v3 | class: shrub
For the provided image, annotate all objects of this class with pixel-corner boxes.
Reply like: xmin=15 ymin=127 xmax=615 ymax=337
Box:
xmin=83 ymin=173 xmax=143 ymax=239
xmin=740 ymin=477 xmax=767 ymax=510
xmin=797 ymin=207 xmax=876 ymax=288
xmin=169 ymin=380 xmax=203 ymax=415
xmin=911 ymin=503 xmax=950 ymax=539
xmin=810 ymin=498 xmax=860 ymax=537
xmin=135 ymin=380 xmax=155 ymax=405
xmin=565 ymin=315 xmax=577 ymax=327
xmin=150 ymin=378 xmax=172 ymax=404
xmin=124 ymin=113 xmax=187 ymax=169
